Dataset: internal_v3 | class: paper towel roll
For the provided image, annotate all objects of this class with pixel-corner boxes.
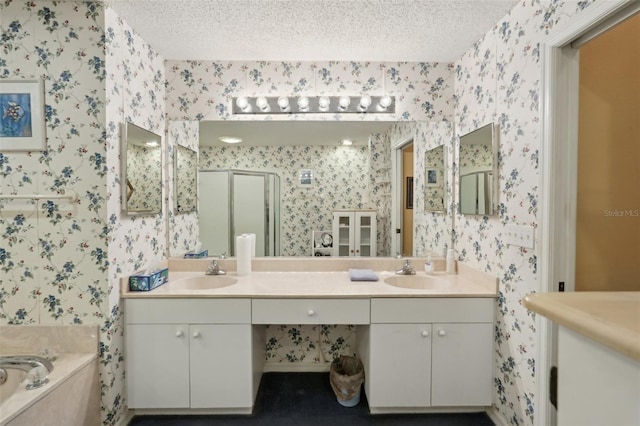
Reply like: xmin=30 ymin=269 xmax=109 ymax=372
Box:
xmin=242 ymin=233 xmax=256 ymax=257
xmin=236 ymin=235 xmax=252 ymax=276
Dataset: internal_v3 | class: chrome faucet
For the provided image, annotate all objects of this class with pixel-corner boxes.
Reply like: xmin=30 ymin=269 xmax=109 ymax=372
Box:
xmin=0 ymin=355 xmax=54 ymax=374
xmin=395 ymin=259 xmax=416 ymax=275
xmin=205 ymin=260 xmax=226 ymax=275
xmin=0 ymin=355 xmax=54 ymax=390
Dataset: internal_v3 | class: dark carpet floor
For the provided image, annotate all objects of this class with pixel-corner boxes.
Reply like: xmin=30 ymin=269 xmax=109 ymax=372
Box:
xmin=129 ymin=372 xmax=495 ymax=426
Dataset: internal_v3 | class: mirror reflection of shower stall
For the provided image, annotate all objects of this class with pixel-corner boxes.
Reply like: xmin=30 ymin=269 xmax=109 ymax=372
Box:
xmin=199 ymin=169 xmax=280 ymax=256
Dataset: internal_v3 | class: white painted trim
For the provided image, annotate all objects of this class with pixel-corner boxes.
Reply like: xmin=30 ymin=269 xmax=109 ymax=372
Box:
xmin=116 ymin=409 xmax=135 ymax=426
xmin=537 ymin=2 xmax=632 ymax=425
xmin=390 ymin=135 xmax=414 ymax=257
xmin=486 ymin=405 xmax=509 ymax=426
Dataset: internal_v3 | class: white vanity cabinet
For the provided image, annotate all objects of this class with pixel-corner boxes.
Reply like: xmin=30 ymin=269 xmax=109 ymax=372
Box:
xmin=332 ymin=210 xmax=377 ymax=257
xmin=125 ymin=298 xmax=263 ymax=412
xmin=360 ymin=298 xmax=494 ymax=411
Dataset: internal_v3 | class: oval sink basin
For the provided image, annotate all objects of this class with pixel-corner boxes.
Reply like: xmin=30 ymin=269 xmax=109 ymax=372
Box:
xmin=383 ymin=275 xmax=449 ymax=290
xmin=172 ymin=275 xmax=237 ymax=290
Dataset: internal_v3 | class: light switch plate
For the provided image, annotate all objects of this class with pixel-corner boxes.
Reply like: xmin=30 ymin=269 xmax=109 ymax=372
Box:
xmin=505 ymin=224 xmax=535 ymax=249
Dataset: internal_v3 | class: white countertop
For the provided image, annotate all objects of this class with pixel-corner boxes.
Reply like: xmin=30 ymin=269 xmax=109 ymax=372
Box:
xmin=121 ymin=258 xmax=497 ymax=299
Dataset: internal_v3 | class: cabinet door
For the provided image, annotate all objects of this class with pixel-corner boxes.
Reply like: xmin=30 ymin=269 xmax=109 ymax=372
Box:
xmin=333 ymin=212 xmax=355 ymax=256
xmin=368 ymin=323 xmax=432 ymax=407
xmin=126 ymin=324 xmax=190 ymax=408
xmin=189 ymin=324 xmax=253 ymax=408
xmin=431 ymin=323 xmax=493 ymax=406
xmin=355 ymin=212 xmax=376 ymax=257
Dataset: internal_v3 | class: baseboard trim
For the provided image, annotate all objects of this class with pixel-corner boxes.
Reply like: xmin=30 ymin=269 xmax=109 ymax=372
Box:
xmin=116 ymin=409 xmax=135 ymax=426
xmin=263 ymin=361 xmax=332 ymax=373
xmin=485 ymin=405 xmax=509 ymax=426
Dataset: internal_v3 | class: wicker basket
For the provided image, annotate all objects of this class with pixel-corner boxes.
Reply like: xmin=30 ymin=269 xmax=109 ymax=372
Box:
xmin=329 ymin=355 xmax=364 ymax=407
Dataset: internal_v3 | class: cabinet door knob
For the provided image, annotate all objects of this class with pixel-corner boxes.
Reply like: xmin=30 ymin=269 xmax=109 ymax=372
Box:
xmin=307 ymin=309 xmax=315 ymax=316
xmin=438 ymin=330 xmax=446 ymax=337
xmin=175 ymin=330 xmax=184 ymax=338
xmin=421 ymin=330 xmax=429 ymax=337
xmin=192 ymin=331 xmax=201 ymax=338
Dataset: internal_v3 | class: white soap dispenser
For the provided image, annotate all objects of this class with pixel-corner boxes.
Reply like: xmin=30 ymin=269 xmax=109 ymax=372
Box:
xmin=424 ymin=255 xmax=433 ymax=274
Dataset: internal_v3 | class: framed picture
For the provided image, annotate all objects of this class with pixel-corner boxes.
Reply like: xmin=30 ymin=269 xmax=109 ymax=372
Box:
xmin=406 ymin=176 xmax=414 ymax=209
xmin=298 ymin=169 xmax=314 ymax=187
xmin=0 ymin=79 xmax=46 ymax=151
xmin=425 ymin=167 xmax=441 ymax=187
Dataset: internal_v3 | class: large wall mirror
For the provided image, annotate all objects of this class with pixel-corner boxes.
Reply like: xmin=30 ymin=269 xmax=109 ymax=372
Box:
xmin=424 ymin=144 xmax=446 ymax=212
xmin=174 ymin=144 xmax=197 ymax=213
xmin=458 ymin=123 xmax=498 ymax=216
xmin=192 ymin=120 xmax=452 ymax=257
xmin=121 ymin=121 xmax=162 ymax=216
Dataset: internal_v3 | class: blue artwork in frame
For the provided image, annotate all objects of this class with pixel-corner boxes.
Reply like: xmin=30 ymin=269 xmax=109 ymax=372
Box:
xmin=0 ymin=79 xmax=46 ymax=151
xmin=1 ymin=93 xmax=33 ymax=137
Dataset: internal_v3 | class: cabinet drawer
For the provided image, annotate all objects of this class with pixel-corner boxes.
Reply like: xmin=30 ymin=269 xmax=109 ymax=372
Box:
xmin=252 ymin=299 xmax=370 ymax=324
xmin=125 ymin=298 xmax=251 ymax=324
xmin=371 ymin=298 xmax=494 ymax=323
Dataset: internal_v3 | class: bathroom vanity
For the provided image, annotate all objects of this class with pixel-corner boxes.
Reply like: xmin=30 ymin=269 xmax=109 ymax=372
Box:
xmin=122 ymin=258 xmax=497 ymax=415
xmin=524 ymin=292 xmax=640 ymax=426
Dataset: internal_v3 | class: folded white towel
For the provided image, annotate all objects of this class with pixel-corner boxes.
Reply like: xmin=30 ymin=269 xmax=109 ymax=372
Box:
xmin=348 ymin=269 xmax=379 ymax=282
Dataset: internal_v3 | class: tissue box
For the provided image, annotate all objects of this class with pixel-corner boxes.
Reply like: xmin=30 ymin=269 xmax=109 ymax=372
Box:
xmin=184 ymin=249 xmax=208 ymax=259
xmin=129 ymin=268 xmax=169 ymax=291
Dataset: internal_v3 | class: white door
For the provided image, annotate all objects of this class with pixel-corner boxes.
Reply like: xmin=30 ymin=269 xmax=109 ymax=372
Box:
xmin=198 ymin=171 xmax=230 ymax=256
xmin=391 ymin=137 xmax=413 ymax=257
xmin=233 ymin=173 xmax=266 ymax=256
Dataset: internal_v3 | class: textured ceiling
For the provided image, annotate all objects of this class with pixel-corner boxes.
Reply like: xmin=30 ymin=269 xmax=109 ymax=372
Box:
xmin=106 ymin=0 xmax=518 ymax=62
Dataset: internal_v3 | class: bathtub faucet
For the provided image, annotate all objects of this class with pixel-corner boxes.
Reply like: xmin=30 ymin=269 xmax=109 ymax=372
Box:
xmin=0 ymin=355 xmax=54 ymax=374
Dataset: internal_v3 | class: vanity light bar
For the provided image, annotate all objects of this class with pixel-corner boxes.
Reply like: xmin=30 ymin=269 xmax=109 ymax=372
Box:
xmin=232 ymin=96 xmax=396 ymax=115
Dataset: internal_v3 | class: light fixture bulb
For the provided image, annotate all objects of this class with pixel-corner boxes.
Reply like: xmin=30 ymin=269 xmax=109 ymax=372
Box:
xmin=318 ymin=96 xmax=330 ymax=111
xmin=256 ymin=96 xmax=269 ymax=111
xmin=235 ymin=96 xmax=251 ymax=112
xmin=359 ymin=95 xmax=372 ymax=110
xmin=145 ymin=141 xmax=159 ymax=148
xmin=338 ymin=96 xmax=351 ymax=109
xmin=277 ymin=96 xmax=290 ymax=111
xmin=378 ymin=95 xmax=392 ymax=110
xmin=341 ymin=139 xmax=353 ymax=146
xmin=219 ymin=136 xmax=243 ymax=144
xmin=297 ymin=96 xmax=309 ymax=111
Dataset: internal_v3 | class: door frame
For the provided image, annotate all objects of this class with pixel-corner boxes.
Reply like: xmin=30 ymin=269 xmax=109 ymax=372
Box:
xmin=537 ymin=1 xmax=634 ymax=425
xmin=391 ymin=136 xmax=414 ymax=257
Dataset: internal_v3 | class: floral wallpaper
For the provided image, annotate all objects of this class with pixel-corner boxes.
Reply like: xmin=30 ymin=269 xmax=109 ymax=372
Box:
xmin=125 ymin=144 xmax=162 ymax=212
xmin=414 ymin=121 xmax=454 ymax=257
xmin=167 ymin=120 xmax=199 ymax=255
xmin=1 ymin=0 xmax=610 ymax=425
xmin=453 ymin=1 xmax=601 ymax=424
xmin=104 ymin=6 xmax=166 ymax=425
xmin=1 ymin=2 xmax=166 ymax=425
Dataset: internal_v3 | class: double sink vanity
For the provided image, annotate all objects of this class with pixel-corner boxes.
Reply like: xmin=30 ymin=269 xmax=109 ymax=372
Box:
xmin=122 ymin=257 xmax=497 ymax=415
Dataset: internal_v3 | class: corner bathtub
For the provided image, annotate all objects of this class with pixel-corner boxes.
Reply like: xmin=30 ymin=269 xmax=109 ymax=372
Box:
xmin=0 ymin=326 xmax=99 ymax=426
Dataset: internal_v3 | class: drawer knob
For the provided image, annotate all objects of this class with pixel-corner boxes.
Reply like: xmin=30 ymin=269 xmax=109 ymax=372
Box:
xmin=175 ymin=330 xmax=184 ymax=338
xmin=192 ymin=331 xmax=201 ymax=339
xmin=307 ymin=309 xmax=315 ymax=316
xmin=421 ymin=330 xmax=429 ymax=337
xmin=438 ymin=330 xmax=446 ymax=337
